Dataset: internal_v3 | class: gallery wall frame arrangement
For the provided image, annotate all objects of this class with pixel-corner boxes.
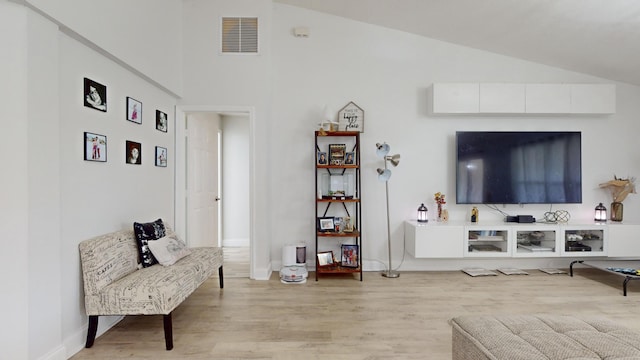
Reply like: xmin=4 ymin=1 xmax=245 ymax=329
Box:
xmin=156 ymin=110 xmax=168 ymax=132
xmin=155 ymin=146 xmax=167 ymax=167
xmin=84 ymin=132 xmax=107 ymax=162
xmin=83 ymin=77 xmax=107 ymax=112
xmin=126 ymin=97 xmax=142 ymax=124
xmin=126 ymin=140 xmax=142 ymax=165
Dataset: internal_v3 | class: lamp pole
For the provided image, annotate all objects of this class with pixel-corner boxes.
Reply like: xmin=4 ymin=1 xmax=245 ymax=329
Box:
xmin=382 ymin=157 xmax=399 ymax=278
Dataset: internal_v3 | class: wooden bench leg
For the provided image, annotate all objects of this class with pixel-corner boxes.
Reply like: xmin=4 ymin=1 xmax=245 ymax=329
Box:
xmin=86 ymin=315 xmax=99 ymax=348
xmin=219 ymin=265 xmax=224 ymax=288
xmin=163 ymin=313 xmax=173 ymax=350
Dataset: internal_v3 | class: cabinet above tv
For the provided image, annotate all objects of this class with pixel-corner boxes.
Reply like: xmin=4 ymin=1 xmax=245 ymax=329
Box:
xmin=431 ymin=83 xmax=615 ymax=114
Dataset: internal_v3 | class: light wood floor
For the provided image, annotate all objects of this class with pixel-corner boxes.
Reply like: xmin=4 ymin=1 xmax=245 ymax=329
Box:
xmin=71 ymin=265 xmax=640 ymax=359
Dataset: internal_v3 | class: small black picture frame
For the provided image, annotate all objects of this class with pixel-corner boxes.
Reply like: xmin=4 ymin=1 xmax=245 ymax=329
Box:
xmin=155 ymin=146 xmax=167 ymax=167
xmin=317 ymin=217 xmax=335 ymax=232
xmin=83 ymin=78 xmax=107 ymax=112
xmin=84 ymin=132 xmax=107 ymax=162
xmin=126 ymin=140 xmax=142 ymax=165
xmin=126 ymin=97 xmax=142 ymax=124
xmin=317 ymin=151 xmax=327 ymax=165
xmin=344 ymin=151 xmax=355 ymax=165
xmin=156 ymin=110 xmax=168 ymax=132
xmin=341 ymin=244 xmax=359 ymax=268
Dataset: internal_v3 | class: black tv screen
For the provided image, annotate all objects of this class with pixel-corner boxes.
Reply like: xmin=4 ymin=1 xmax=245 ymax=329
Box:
xmin=456 ymin=131 xmax=582 ymax=204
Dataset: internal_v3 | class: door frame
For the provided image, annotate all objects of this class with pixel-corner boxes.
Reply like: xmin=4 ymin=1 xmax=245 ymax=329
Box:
xmin=175 ymin=105 xmax=256 ymax=279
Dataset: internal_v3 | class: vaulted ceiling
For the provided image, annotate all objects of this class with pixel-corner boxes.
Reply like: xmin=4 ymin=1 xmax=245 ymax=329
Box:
xmin=275 ymin=0 xmax=640 ymax=86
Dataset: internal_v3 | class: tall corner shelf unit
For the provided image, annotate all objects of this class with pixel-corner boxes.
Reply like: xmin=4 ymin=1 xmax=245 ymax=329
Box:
xmin=315 ymin=131 xmax=362 ymax=281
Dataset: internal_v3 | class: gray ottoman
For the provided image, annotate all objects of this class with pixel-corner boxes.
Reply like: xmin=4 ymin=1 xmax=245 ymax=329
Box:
xmin=451 ymin=314 xmax=640 ymax=360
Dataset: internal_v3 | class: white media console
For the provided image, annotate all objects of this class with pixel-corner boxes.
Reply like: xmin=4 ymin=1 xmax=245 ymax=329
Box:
xmin=406 ymin=220 xmax=640 ymax=259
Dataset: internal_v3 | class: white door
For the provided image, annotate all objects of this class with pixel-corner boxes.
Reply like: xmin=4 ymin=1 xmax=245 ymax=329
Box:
xmin=186 ymin=113 xmax=220 ymax=247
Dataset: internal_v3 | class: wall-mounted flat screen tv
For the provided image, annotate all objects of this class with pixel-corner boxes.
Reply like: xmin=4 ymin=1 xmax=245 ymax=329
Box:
xmin=456 ymin=131 xmax=582 ymax=204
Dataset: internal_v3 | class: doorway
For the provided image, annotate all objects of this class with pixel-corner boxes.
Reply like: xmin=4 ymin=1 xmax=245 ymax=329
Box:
xmin=175 ymin=106 xmax=253 ymax=279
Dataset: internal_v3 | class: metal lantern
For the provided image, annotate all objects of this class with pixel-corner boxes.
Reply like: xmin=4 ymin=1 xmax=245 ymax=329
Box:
xmin=594 ymin=202 xmax=607 ymax=222
xmin=417 ymin=203 xmax=428 ymax=223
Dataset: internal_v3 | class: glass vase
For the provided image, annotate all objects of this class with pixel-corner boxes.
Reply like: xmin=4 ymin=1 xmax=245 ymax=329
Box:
xmin=610 ymin=201 xmax=623 ymax=222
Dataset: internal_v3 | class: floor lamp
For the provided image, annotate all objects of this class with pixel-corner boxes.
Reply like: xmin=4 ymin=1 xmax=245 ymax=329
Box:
xmin=376 ymin=143 xmax=401 ymax=278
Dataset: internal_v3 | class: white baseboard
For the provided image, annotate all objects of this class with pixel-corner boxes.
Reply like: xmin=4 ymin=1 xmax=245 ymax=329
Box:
xmin=37 ymin=345 xmax=66 ymax=360
xmin=64 ymin=315 xmax=123 ymax=358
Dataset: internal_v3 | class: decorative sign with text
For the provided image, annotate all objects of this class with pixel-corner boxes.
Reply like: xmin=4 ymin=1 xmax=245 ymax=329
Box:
xmin=338 ymin=101 xmax=364 ymax=132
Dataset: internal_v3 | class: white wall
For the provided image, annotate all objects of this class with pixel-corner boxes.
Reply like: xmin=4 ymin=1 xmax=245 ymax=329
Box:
xmin=0 ymin=3 xmax=30 ymax=358
xmin=181 ymin=0 xmax=273 ymax=279
xmin=1 ymin=1 xmax=180 ymax=358
xmin=221 ymin=115 xmax=250 ymax=246
xmin=58 ymin=30 xmax=177 ymax=355
xmin=269 ymin=4 xmax=640 ymax=270
xmin=24 ymin=0 xmax=183 ymax=96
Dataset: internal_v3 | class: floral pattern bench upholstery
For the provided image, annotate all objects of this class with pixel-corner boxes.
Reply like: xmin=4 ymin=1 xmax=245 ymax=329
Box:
xmin=79 ymin=226 xmax=223 ymax=350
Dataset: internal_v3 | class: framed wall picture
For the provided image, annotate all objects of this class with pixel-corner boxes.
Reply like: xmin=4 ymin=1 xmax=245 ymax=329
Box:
xmin=126 ymin=140 xmax=142 ymax=164
xmin=155 ymin=146 xmax=167 ymax=167
xmin=317 ymin=217 xmax=335 ymax=232
xmin=338 ymin=101 xmax=364 ymax=132
xmin=317 ymin=251 xmax=335 ymax=267
xmin=126 ymin=97 xmax=142 ymax=124
xmin=84 ymin=78 xmax=107 ymax=112
xmin=341 ymin=244 xmax=359 ymax=268
xmin=84 ymin=132 xmax=107 ymax=162
xmin=328 ymin=144 xmax=346 ymax=165
xmin=317 ymin=151 xmax=327 ymax=165
xmin=156 ymin=110 xmax=168 ymax=132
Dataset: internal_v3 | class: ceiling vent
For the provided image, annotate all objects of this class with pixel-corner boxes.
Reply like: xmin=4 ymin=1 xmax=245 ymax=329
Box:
xmin=221 ymin=17 xmax=258 ymax=54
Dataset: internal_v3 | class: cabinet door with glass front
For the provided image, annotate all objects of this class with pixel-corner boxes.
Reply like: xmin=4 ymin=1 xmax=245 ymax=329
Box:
xmin=464 ymin=226 xmax=511 ymax=257
xmin=512 ymin=226 xmax=559 ymax=257
xmin=560 ymin=225 xmax=606 ymax=256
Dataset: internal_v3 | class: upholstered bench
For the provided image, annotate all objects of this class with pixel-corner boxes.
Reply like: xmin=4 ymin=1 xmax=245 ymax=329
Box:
xmin=451 ymin=314 xmax=640 ymax=359
xmin=79 ymin=223 xmax=223 ymax=350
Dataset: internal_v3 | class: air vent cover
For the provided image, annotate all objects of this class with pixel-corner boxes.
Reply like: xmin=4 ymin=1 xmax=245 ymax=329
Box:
xmin=222 ymin=17 xmax=258 ymax=54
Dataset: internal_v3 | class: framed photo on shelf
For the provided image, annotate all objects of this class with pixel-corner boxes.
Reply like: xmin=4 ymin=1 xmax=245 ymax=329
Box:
xmin=317 ymin=217 xmax=335 ymax=232
xmin=328 ymin=144 xmax=346 ymax=165
xmin=84 ymin=78 xmax=107 ymax=112
xmin=334 ymin=217 xmax=343 ymax=232
xmin=344 ymin=151 xmax=355 ymax=164
xmin=125 ymin=140 xmax=142 ymax=165
xmin=341 ymin=244 xmax=359 ymax=268
xmin=343 ymin=217 xmax=354 ymax=232
xmin=155 ymin=146 xmax=167 ymax=167
xmin=317 ymin=151 xmax=327 ymax=165
xmin=126 ymin=97 xmax=142 ymax=124
xmin=317 ymin=251 xmax=335 ymax=267
xmin=84 ymin=132 xmax=107 ymax=162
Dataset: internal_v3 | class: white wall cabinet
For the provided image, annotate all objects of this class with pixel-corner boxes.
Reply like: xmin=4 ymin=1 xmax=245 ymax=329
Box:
xmin=432 ymin=83 xmax=615 ymax=114
xmin=606 ymin=223 xmax=640 ymax=257
xmin=525 ymin=84 xmax=571 ymax=113
xmin=432 ymin=83 xmax=479 ymax=113
xmin=407 ymin=221 xmax=640 ymax=261
xmin=479 ymin=83 xmax=525 ymax=113
xmin=406 ymin=221 xmax=463 ymax=258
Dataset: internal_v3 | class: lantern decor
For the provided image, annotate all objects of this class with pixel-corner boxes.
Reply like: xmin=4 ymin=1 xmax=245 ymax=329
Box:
xmin=417 ymin=203 xmax=428 ymax=223
xmin=594 ymin=203 xmax=607 ymax=223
